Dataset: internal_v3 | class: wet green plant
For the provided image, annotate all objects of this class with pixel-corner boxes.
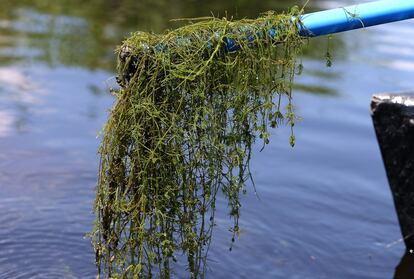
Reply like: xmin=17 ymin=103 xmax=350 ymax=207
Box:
xmin=325 ymin=35 xmax=333 ymax=67
xmin=92 ymin=6 xmax=307 ymax=279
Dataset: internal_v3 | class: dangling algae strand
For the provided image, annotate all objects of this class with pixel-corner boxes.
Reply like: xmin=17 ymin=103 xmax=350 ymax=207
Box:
xmin=92 ymin=6 xmax=307 ymax=278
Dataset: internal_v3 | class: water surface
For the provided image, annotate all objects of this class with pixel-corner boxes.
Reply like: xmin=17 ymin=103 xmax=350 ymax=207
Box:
xmin=0 ymin=0 xmax=413 ymax=278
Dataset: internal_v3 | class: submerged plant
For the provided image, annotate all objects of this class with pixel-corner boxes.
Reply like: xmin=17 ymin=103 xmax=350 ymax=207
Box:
xmin=92 ymin=6 xmax=307 ymax=278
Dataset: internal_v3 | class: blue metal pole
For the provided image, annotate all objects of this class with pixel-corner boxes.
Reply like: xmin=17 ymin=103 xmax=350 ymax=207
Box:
xmin=300 ymin=0 xmax=414 ymax=37
xmin=224 ymin=0 xmax=414 ymax=51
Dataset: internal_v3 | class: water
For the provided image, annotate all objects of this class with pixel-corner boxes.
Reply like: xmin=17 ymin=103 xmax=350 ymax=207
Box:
xmin=0 ymin=0 xmax=413 ymax=278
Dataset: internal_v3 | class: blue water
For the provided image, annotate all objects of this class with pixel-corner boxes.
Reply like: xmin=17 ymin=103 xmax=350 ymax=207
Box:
xmin=0 ymin=0 xmax=413 ymax=278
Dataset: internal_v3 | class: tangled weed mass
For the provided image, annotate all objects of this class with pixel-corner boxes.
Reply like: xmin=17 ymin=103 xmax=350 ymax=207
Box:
xmin=92 ymin=6 xmax=307 ymax=278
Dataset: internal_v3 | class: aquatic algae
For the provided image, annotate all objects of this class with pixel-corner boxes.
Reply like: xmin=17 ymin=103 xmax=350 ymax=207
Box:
xmin=92 ymin=6 xmax=307 ymax=278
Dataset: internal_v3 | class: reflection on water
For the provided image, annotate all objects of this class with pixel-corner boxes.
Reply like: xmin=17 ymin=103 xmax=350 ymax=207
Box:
xmin=0 ymin=0 xmax=413 ymax=278
xmin=0 ymin=110 xmax=14 ymax=137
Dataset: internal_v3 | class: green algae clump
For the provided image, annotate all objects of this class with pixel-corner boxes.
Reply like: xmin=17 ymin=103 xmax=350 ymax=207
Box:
xmin=92 ymin=7 xmax=306 ymax=279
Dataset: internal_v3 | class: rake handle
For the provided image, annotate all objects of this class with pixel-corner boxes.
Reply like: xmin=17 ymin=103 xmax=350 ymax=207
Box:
xmin=225 ymin=0 xmax=414 ymax=51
